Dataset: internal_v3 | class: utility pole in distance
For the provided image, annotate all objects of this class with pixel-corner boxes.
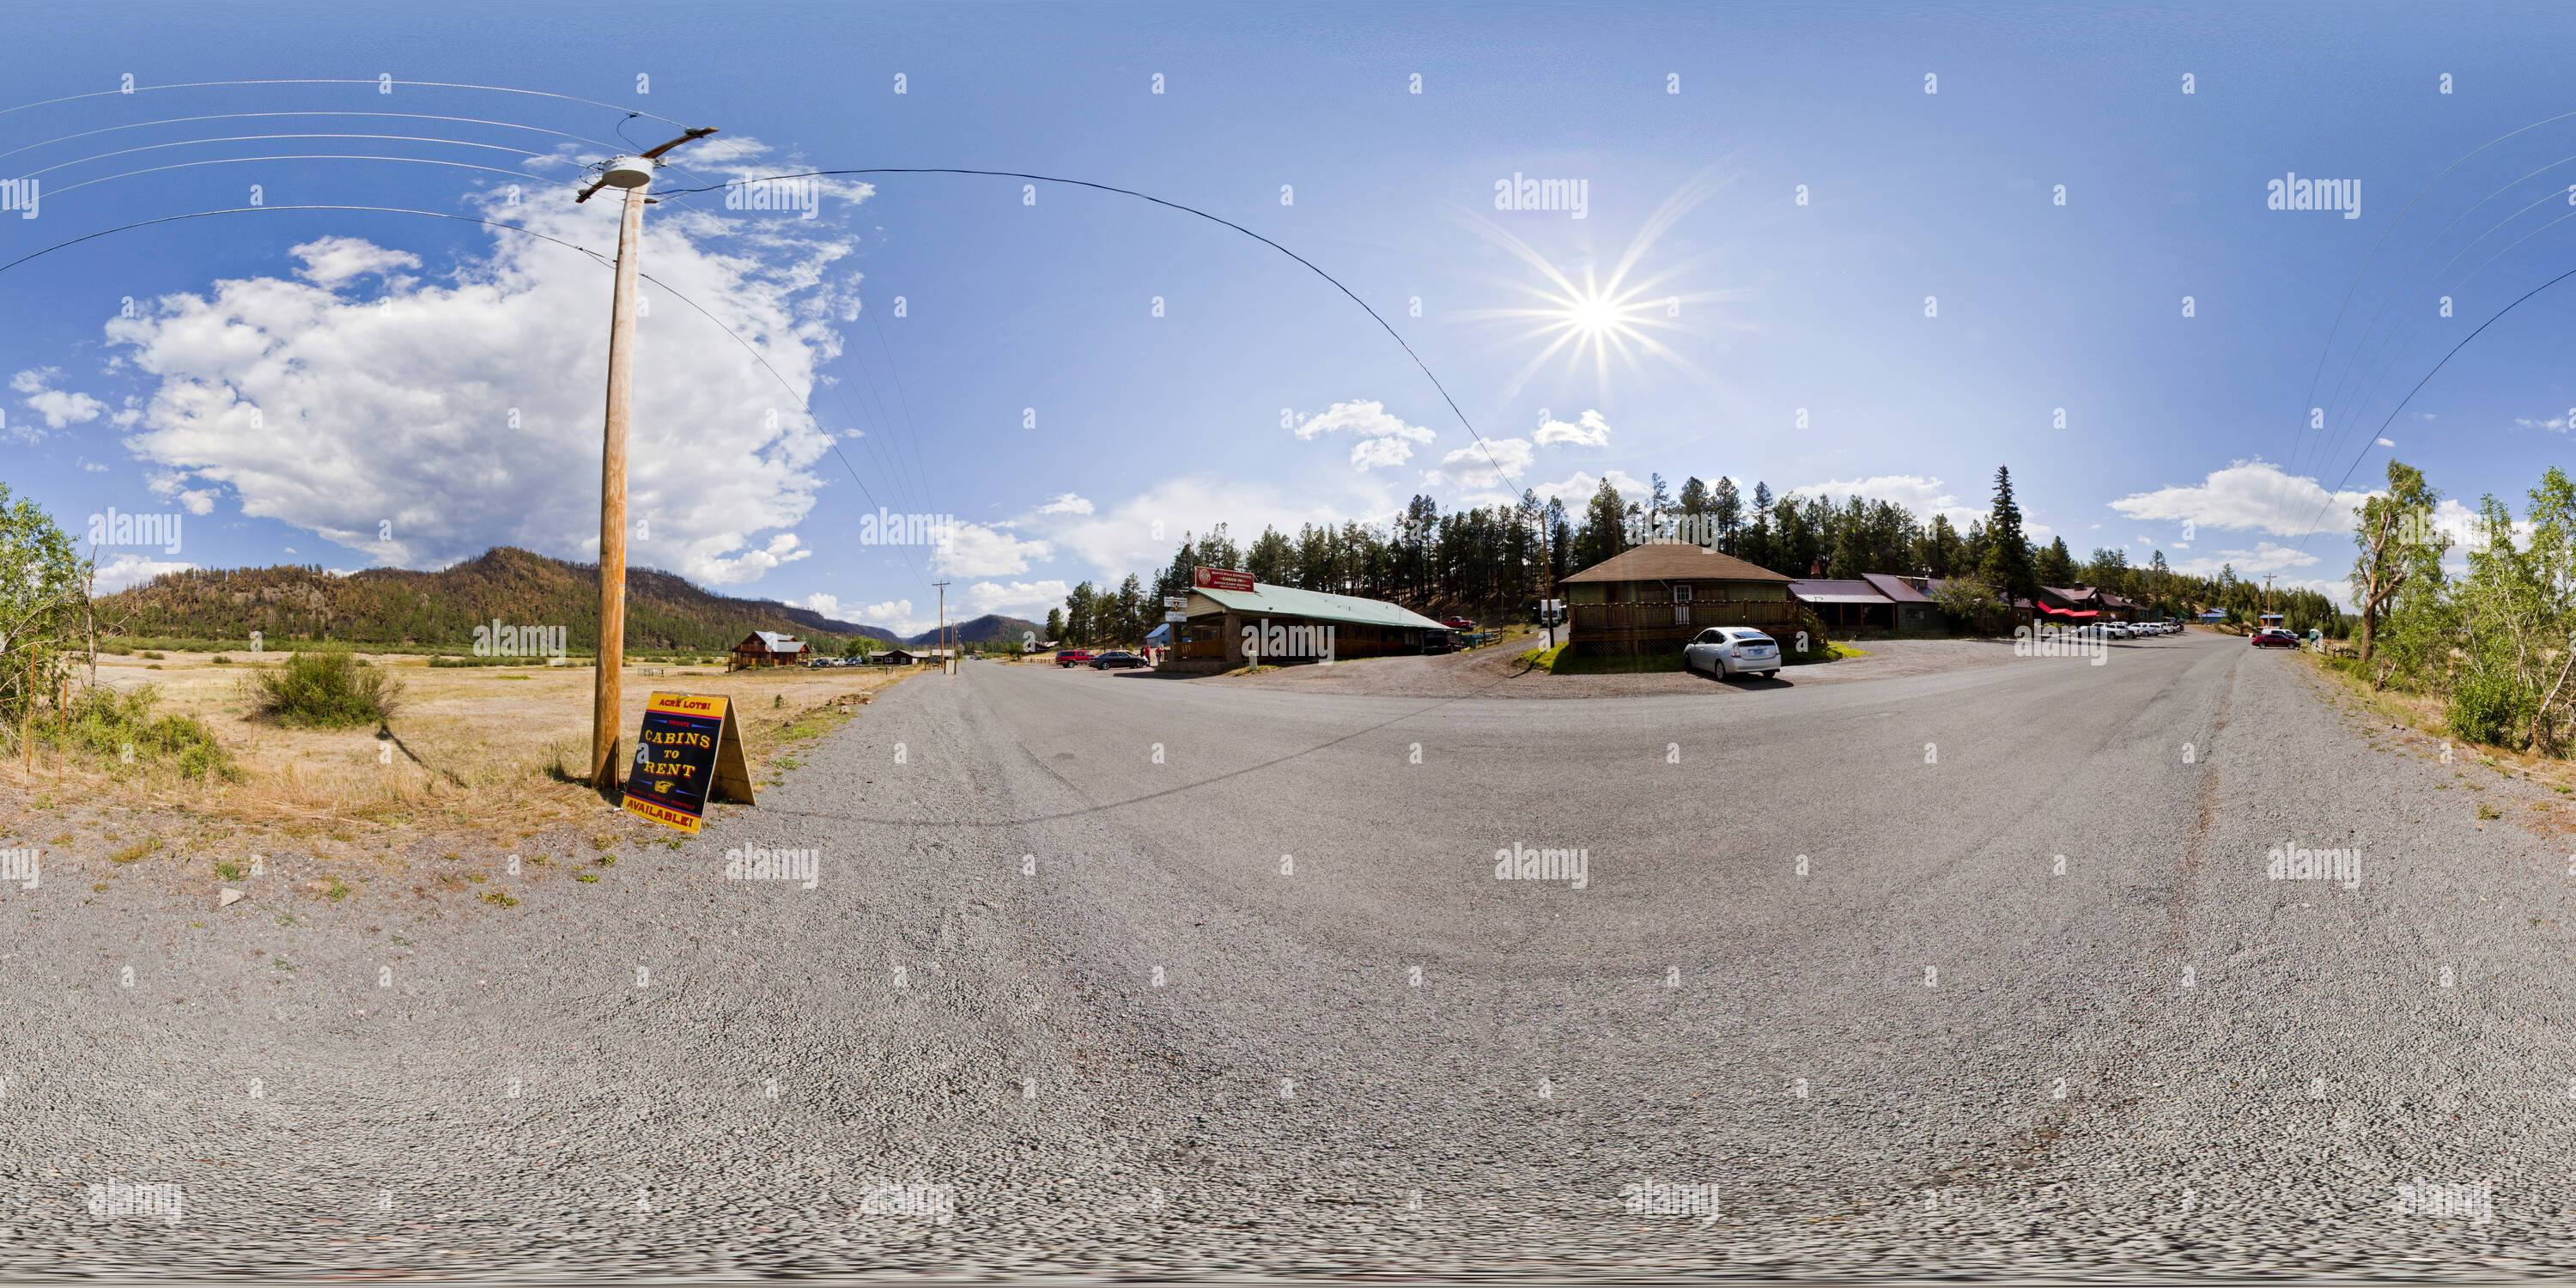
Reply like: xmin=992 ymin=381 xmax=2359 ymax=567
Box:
xmin=577 ymin=125 xmax=718 ymax=792
xmin=933 ymin=579 xmax=952 ymax=677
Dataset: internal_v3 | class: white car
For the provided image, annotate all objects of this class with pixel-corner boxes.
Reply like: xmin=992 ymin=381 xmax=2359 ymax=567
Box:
xmin=1686 ymin=627 xmax=1782 ymax=677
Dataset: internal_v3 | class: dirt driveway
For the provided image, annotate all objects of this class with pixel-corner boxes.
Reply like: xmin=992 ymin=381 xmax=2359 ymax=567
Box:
xmin=1195 ymin=629 xmax=2026 ymax=699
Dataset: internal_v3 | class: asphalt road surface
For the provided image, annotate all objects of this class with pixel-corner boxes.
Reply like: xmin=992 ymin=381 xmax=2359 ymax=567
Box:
xmin=5 ymin=629 xmax=2571 ymax=1278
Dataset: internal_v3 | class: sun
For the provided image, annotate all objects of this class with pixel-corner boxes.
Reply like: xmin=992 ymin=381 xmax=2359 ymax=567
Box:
xmin=1453 ymin=172 xmax=1750 ymax=400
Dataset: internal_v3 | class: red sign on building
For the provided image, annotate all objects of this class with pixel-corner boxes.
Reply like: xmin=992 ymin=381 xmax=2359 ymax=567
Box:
xmin=1192 ymin=566 xmax=1255 ymax=592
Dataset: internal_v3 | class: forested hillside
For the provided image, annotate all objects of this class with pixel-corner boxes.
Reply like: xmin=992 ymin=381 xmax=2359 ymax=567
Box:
xmin=94 ymin=547 xmax=902 ymax=652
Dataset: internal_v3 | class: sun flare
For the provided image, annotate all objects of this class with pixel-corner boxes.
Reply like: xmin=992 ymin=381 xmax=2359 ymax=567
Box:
xmin=1454 ymin=172 xmax=1750 ymax=400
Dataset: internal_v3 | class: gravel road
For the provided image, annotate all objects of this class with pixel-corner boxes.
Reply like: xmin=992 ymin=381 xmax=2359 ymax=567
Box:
xmin=4 ymin=629 xmax=2572 ymax=1278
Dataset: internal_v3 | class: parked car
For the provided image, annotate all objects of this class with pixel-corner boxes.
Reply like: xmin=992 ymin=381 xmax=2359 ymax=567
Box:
xmin=1054 ymin=650 xmax=1095 ymax=667
xmin=1089 ymin=650 xmax=1148 ymax=670
xmin=1421 ymin=629 xmax=1456 ymax=654
xmin=1439 ymin=616 xmax=1477 ymax=631
xmin=2250 ymin=629 xmax=2299 ymax=648
xmin=1684 ymin=626 xmax=1782 ymax=678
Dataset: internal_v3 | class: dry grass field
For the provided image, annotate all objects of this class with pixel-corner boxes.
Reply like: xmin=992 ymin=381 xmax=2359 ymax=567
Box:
xmin=0 ymin=651 xmax=925 ymax=876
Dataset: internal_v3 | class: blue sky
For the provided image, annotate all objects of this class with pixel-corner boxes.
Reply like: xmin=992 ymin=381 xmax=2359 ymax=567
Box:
xmin=3 ymin=1 xmax=2571 ymax=630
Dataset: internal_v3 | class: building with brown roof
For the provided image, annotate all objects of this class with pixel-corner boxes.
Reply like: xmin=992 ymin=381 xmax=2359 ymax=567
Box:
xmin=1787 ymin=578 xmax=1894 ymax=631
xmin=1559 ymin=544 xmax=1803 ymax=656
xmin=728 ymin=630 xmax=806 ymax=671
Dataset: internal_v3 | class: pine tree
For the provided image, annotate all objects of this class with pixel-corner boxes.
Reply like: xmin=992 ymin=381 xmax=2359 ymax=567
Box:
xmin=1115 ymin=574 xmax=1145 ymax=646
xmin=2034 ymin=536 xmax=2078 ymax=588
xmin=1976 ymin=465 xmax=2039 ymax=605
xmin=1710 ymin=477 xmax=1743 ymax=555
xmin=1574 ymin=477 xmax=1629 ymax=570
xmin=1741 ymin=483 xmax=1776 ymax=570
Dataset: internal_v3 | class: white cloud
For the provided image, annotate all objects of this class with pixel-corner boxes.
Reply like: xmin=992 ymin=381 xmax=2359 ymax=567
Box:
xmin=788 ymin=592 xmax=841 ymax=618
xmin=1350 ymin=436 xmax=1416 ymax=470
xmin=1040 ymin=474 xmax=1355 ymax=580
xmin=2165 ymin=542 xmax=2321 ymax=578
xmin=101 ymin=167 xmax=864 ymax=586
xmin=933 ymin=521 xmax=1049 ymax=577
xmin=2512 ymin=416 xmax=2569 ymax=434
xmin=10 ymin=367 xmax=106 ymax=434
xmin=1423 ymin=436 xmax=1535 ymax=492
xmin=2109 ymin=459 xmax=2375 ymax=538
xmin=966 ymin=579 xmax=1069 ymax=618
xmin=92 ymin=553 xmax=194 ymax=593
xmin=848 ymin=598 xmax=928 ymax=633
xmin=1529 ymin=467 xmax=1648 ymax=508
xmin=1292 ymin=399 xmax=1436 ymax=470
xmin=1036 ymin=492 xmax=1094 ymax=516
xmin=2376 ymin=437 xmax=2395 ymax=447
xmin=1788 ymin=474 xmax=1981 ymax=527
xmin=289 ymin=236 xmax=422 ymax=290
xmin=1534 ymin=409 xmax=1612 ymax=447
xmin=699 ymin=533 xmax=811 ymax=583
xmin=147 ymin=474 xmax=216 ymax=515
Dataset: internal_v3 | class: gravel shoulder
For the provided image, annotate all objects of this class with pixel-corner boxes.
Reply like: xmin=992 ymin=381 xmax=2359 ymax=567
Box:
xmin=5 ymin=632 xmax=2573 ymax=1277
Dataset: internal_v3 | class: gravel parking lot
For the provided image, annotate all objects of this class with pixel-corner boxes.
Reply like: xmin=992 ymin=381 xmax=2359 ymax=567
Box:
xmin=1202 ymin=629 xmax=2028 ymax=699
xmin=3 ymin=629 xmax=2571 ymax=1277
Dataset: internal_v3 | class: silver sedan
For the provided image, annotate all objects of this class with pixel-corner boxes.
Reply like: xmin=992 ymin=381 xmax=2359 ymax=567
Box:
xmin=1685 ymin=626 xmax=1782 ymax=677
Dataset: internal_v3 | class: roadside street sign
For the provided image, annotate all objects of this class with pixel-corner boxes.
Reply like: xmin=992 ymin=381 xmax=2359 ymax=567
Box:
xmin=622 ymin=691 xmax=756 ymax=833
xmin=1164 ymin=611 xmax=1188 ymax=623
xmin=1163 ymin=596 xmax=1189 ymax=609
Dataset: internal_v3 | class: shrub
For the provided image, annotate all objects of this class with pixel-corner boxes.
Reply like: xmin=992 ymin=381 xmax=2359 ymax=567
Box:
xmin=211 ymin=655 xmax=231 ymax=665
xmin=248 ymin=650 xmax=404 ymax=728
xmin=2446 ymin=669 xmax=2533 ymax=749
xmin=40 ymin=684 xmax=240 ymax=781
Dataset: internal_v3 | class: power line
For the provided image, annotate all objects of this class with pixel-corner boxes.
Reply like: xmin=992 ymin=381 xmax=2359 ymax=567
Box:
xmin=0 ymin=110 xmax=629 ymax=167
xmin=0 ymin=79 xmax=694 ymax=130
xmin=659 ymin=167 xmax=1520 ymax=491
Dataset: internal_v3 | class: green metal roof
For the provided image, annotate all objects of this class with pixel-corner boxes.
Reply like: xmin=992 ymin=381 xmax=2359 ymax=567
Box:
xmin=1192 ymin=581 xmax=1448 ymax=631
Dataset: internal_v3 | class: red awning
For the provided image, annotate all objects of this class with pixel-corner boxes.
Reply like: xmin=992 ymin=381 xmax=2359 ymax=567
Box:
xmin=2038 ymin=605 xmax=2099 ymax=618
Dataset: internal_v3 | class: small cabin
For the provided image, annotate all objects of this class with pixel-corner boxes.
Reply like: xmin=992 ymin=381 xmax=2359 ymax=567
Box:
xmin=729 ymin=630 xmax=806 ymax=671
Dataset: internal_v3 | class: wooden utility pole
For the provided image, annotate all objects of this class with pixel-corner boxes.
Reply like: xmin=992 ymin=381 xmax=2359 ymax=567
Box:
xmin=933 ymin=580 xmax=952 ymax=677
xmin=579 ymin=126 xmax=717 ymax=790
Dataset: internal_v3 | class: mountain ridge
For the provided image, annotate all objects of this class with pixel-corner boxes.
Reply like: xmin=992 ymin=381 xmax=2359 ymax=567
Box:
xmin=93 ymin=546 xmax=913 ymax=652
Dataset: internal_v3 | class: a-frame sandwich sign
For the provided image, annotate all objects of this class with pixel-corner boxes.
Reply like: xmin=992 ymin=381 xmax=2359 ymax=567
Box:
xmin=622 ymin=691 xmax=756 ymax=833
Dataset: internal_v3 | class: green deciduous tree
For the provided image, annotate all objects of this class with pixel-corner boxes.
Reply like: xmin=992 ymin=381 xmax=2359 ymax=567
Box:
xmin=2350 ymin=459 xmax=2442 ymax=665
